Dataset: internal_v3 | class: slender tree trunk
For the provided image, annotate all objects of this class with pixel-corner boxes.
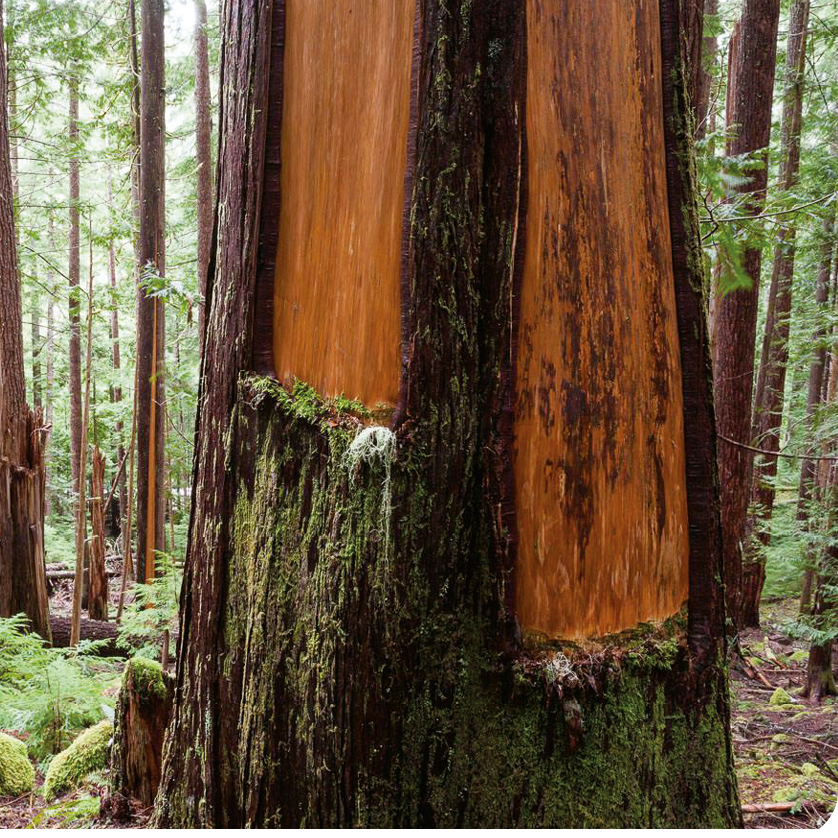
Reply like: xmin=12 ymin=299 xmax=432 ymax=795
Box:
xmin=194 ymin=0 xmax=213 ymax=350
xmin=740 ymin=0 xmax=810 ymax=628
xmin=0 ymin=0 xmax=49 ymax=641
xmin=68 ymin=81 xmax=83 ymax=502
xmin=107 ymin=176 xmax=128 ymax=552
xmin=30 ymin=280 xmax=41 ymax=409
xmin=136 ymin=0 xmax=166 ymax=584
xmin=88 ymin=447 xmax=108 ymax=621
xmin=44 ymin=220 xmax=55 ymax=517
xmin=712 ymin=0 xmax=780 ymax=627
xmin=70 ymin=231 xmax=95 ymax=646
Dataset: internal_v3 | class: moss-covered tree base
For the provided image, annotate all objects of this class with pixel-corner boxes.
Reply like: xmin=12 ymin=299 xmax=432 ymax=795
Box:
xmin=154 ymin=381 xmax=741 ymax=828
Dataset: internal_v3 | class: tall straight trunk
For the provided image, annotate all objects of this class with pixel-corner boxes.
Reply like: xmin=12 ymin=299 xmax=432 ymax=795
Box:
xmin=194 ymin=0 xmax=213 ymax=350
xmin=740 ymin=0 xmax=810 ymax=627
xmin=799 ymin=215 xmax=835 ymax=613
xmin=135 ymin=0 xmax=166 ymax=584
xmin=88 ymin=447 xmax=108 ymax=621
xmin=44 ymin=221 xmax=55 ymax=517
xmin=68 ymin=82 xmax=83 ymax=502
xmin=153 ymin=0 xmax=738 ymax=827
xmin=30 ymin=281 xmax=41 ymax=408
xmin=694 ymin=0 xmax=718 ymax=141
xmin=712 ymin=0 xmax=780 ymax=627
xmin=107 ymin=176 xmax=128 ymax=550
xmin=0 ymin=0 xmax=49 ymax=641
xmin=70 ymin=232 xmax=95 ymax=646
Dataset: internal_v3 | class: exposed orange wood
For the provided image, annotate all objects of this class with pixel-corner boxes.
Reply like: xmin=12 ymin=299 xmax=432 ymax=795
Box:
xmin=272 ymin=0 xmax=414 ymax=409
xmin=515 ymin=0 xmax=690 ymax=640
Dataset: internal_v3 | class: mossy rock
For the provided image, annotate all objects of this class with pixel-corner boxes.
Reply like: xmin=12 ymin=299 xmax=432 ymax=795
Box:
xmin=43 ymin=720 xmax=112 ymax=801
xmin=0 ymin=731 xmax=34 ymax=796
xmin=769 ymin=687 xmax=794 ymax=706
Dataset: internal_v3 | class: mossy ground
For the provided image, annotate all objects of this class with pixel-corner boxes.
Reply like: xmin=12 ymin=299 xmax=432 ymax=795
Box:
xmin=42 ymin=720 xmax=112 ymax=801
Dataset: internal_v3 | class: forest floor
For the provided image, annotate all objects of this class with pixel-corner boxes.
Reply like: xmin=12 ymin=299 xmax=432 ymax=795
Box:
xmin=0 ymin=596 xmax=835 ymax=828
xmin=733 ymin=599 xmax=838 ymax=829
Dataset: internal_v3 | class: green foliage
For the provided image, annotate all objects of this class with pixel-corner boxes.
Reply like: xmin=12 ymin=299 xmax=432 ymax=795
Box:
xmin=42 ymin=720 xmax=112 ymax=801
xmin=0 ymin=616 xmax=120 ymax=761
xmin=0 ymin=731 xmax=35 ymax=797
xmin=117 ymin=553 xmax=182 ymax=659
xmin=27 ymin=794 xmax=101 ymax=828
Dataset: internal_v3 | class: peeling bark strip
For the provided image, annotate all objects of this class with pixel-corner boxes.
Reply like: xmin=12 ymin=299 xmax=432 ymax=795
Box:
xmin=154 ymin=0 xmax=738 ymax=826
xmin=658 ymin=0 xmax=727 ymax=666
xmin=269 ymin=0 xmax=414 ymax=410
xmin=515 ymin=0 xmax=689 ymax=640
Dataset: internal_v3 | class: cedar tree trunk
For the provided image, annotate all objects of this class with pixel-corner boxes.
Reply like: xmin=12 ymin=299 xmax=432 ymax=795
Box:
xmin=135 ymin=0 xmax=166 ymax=584
xmin=0 ymin=0 xmax=50 ymax=641
xmin=194 ymin=0 xmax=213 ymax=351
xmin=712 ymin=0 xmax=780 ymax=627
xmin=88 ymin=447 xmax=108 ymax=621
xmin=741 ymin=0 xmax=810 ymax=627
xmin=153 ymin=0 xmax=739 ymax=827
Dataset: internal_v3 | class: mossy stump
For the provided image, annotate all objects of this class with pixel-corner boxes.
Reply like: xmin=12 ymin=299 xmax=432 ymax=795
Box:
xmin=43 ymin=720 xmax=112 ymax=801
xmin=0 ymin=731 xmax=34 ymax=797
xmin=108 ymin=657 xmax=173 ymax=808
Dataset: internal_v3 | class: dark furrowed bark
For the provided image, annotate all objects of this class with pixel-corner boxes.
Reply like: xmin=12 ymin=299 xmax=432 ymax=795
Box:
xmin=194 ymin=0 xmax=213 ymax=353
xmin=659 ymin=0 xmax=727 ymax=671
xmin=0 ymin=0 xmax=50 ymax=641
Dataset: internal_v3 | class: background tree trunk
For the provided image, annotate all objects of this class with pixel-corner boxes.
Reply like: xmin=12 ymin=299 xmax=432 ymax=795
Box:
xmin=741 ymin=0 xmax=810 ymax=628
xmin=194 ymin=0 xmax=213 ymax=352
xmin=712 ymin=0 xmax=780 ymax=627
xmin=88 ymin=447 xmax=108 ymax=621
xmin=153 ymin=0 xmax=739 ymax=827
xmin=135 ymin=0 xmax=166 ymax=584
xmin=68 ymin=81 xmax=82 ymax=504
xmin=694 ymin=0 xmax=719 ymax=141
xmin=0 ymin=0 xmax=50 ymax=641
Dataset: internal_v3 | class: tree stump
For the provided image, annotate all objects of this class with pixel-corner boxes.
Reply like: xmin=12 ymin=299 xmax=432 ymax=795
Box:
xmin=109 ymin=657 xmax=173 ymax=808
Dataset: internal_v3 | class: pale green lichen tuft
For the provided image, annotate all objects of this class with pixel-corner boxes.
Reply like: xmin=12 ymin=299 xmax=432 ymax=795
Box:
xmin=43 ymin=720 xmax=112 ymax=801
xmin=0 ymin=731 xmax=34 ymax=796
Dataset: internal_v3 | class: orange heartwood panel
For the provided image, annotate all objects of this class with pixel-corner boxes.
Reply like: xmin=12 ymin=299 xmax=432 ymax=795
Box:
xmin=515 ymin=0 xmax=690 ymax=640
xmin=272 ymin=0 xmax=414 ymax=410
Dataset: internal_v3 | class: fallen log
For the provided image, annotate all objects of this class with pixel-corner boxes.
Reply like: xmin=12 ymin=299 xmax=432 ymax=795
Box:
xmin=46 ymin=569 xmax=119 ymax=581
xmin=742 ymin=801 xmax=815 ymax=814
xmin=48 ymin=616 xmax=123 ymax=657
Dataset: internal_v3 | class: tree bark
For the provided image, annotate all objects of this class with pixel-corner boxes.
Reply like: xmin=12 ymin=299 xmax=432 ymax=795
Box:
xmin=740 ymin=0 xmax=810 ymax=628
xmin=712 ymin=0 xmax=780 ymax=627
xmin=135 ymin=0 xmax=166 ymax=584
xmin=70 ymin=232 xmax=95 ymax=646
xmin=68 ymin=81 xmax=82 ymax=503
xmin=153 ymin=0 xmax=739 ymax=828
xmin=88 ymin=447 xmax=108 ymax=621
xmin=194 ymin=0 xmax=213 ymax=351
xmin=0 ymin=0 xmax=50 ymax=642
